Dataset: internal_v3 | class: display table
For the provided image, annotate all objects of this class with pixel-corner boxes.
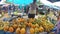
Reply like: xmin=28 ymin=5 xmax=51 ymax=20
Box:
xmin=0 ymin=14 xmax=55 ymax=34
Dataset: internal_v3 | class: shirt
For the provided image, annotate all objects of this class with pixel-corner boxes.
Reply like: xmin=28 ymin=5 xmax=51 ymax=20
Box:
xmin=28 ymin=3 xmax=38 ymax=14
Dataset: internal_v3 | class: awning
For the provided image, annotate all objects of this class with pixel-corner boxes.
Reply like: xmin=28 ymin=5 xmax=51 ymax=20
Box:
xmin=53 ymin=1 xmax=60 ymax=7
xmin=40 ymin=0 xmax=60 ymax=10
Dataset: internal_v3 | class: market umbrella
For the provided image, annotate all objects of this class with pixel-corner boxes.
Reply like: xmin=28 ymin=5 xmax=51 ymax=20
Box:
xmin=6 ymin=0 xmax=33 ymax=6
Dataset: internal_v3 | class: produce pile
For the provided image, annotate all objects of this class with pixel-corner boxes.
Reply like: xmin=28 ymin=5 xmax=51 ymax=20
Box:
xmin=0 ymin=16 xmax=54 ymax=34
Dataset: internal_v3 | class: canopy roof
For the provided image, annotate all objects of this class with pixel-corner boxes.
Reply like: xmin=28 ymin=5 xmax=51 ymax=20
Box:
xmin=6 ymin=0 xmax=33 ymax=6
xmin=40 ymin=0 xmax=60 ymax=10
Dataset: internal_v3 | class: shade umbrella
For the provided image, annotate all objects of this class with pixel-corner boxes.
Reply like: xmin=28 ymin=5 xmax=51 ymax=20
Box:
xmin=6 ymin=0 xmax=33 ymax=6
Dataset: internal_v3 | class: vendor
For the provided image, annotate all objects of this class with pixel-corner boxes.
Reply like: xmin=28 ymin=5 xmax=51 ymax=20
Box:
xmin=28 ymin=0 xmax=38 ymax=18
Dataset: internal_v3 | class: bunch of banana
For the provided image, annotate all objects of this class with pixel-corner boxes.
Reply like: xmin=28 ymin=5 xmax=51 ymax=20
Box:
xmin=0 ymin=21 xmax=4 ymax=30
xmin=37 ymin=16 xmax=54 ymax=32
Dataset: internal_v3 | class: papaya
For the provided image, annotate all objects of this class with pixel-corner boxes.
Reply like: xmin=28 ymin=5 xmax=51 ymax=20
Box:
xmin=4 ymin=26 xmax=9 ymax=32
xmin=39 ymin=26 xmax=44 ymax=32
xmin=30 ymin=28 xmax=35 ymax=34
xmin=16 ymin=27 xmax=20 ymax=34
xmin=13 ymin=24 xmax=18 ymax=29
xmin=9 ymin=27 xmax=14 ymax=32
xmin=20 ymin=28 xmax=26 ymax=34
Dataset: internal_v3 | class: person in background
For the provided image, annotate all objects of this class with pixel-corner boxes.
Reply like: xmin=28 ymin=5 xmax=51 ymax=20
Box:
xmin=56 ymin=13 xmax=60 ymax=34
xmin=28 ymin=0 xmax=38 ymax=18
xmin=47 ymin=8 xmax=50 ymax=14
xmin=53 ymin=11 xmax=58 ymax=17
xmin=12 ymin=4 xmax=15 ymax=12
xmin=26 ymin=5 xmax=29 ymax=14
xmin=22 ymin=6 xmax=24 ymax=16
xmin=0 ymin=6 xmax=2 ymax=14
xmin=46 ymin=8 xmax=50 ymax=15
xmin=36 ymin=7 xmax=38 ymax=15
xmin=8 ymin=5 xmax=12 ymax=15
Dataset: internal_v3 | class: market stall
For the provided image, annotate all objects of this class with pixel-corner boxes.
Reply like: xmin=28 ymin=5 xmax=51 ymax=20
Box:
xmin=0 ymin=0 xmax=60 ymax=34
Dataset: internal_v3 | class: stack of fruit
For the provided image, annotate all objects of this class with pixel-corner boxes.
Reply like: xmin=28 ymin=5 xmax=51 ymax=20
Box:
xmin=0 ymin=21 xmax=4 ymax=30
xmin=2 ymin=16 xmax=54 ymax=34
xmin=38 ymin=16 xmax=54 ymax=32
xmin=3 ymin=18 xmax=26 ymax=34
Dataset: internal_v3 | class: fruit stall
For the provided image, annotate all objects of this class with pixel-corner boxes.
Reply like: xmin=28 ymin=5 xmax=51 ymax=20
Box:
xmin=0 ymin=0 xmax=60 ymax=34
xmin=0 ymin=4 xmax=58 ymax=34
xmin=0 ymin=13 xmax=57 ymax=34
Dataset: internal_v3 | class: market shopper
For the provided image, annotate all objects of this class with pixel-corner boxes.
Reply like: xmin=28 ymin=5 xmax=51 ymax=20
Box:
xmin=8 ymin=5 xmax=12 ymax=15
xmin=0 ymin=6 xmax=1 ymax=10
xmin=12 ymin=4 xmax=15 ymax=12
xmin=28 ymin=0 xmax=38 ymax=18
xmin=56 ymin=14 xmax=60 ymax=34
